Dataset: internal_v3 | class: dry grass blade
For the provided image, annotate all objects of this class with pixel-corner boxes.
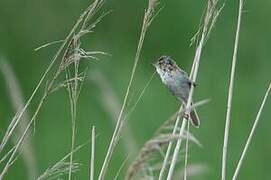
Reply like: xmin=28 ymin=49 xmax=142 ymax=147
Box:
xmin=0 ymin=1 xmax=105 ymax=178
xmin=184 ymin=121 xmax=190 ymax=180
xmin=38 ymin=162 xmax=80 ymax=180
xmin=34 ymin=40 xmax=64 ymax=51
xmin=37 ymin=143 xmax=88 ymax=180
xmin=221 ymin=0 xmax=243 ymax=180
xmin=89 ymin=126 xmax=96 ymax=180
xmin=98 ymin=1 xmax=160 ymax=179
xmin=126 ymin=134 xmax=195 ymax=180
xmin=124 ymin=71 xmax=156 ymax=120
xmin=126 ymin=108 xmax=202 ymax=180
xmin=49 ymin=75 xmax=85 ymax=94
xmin=158 ymin=99 xmax=209 ymax=180
xmin=166 ymin=1 xmax=222 ymax=179
xmin=65 ymin=37 xmax=81 ymax=180
xmin=0 ymin=58 xmax=38 ymax=179
xmin=0 ymin=147 xmax=15 ymax=165
xmin=63 ymin=1 xmax=106 ymax=179
xmin=158 ymin=106 xmax=182 ymax=180
xmin=89 ymin=70 xmax=137 ymax=153
xmin=155 ymin=99 xmax=210 ymax=136
xmin=0 ymin=0 xmax=93 ymax=155
xmin=232 ymin=82 xmax=271 ymax=180
xmin=113 ymin=155 xmax=130 ymax=180
xmin=157 ymin=101 xmax=209 ymax=180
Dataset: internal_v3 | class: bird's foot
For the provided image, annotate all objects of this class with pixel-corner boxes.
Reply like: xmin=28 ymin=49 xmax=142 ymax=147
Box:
xmin=184 ymin=113 xmax=190 ymax=120
xmin=188 ymin=81 xmax=197 ymax=87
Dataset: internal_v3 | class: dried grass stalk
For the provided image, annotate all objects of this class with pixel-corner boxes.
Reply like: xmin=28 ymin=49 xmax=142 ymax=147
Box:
xmin=126 ymin=106 xmax=203 ymax=180
xmin=37 ymin=143 xmax=87 ymax=180
xmin=0 ymin=0 xmax=106 ymax=178
xmin=98 ymin=1 xmax=161 ymax=179
xmin=165 ymin=1 xmax=223 ymax=179
xmin=126 ymin=134 xmax=192 ymax=180
xmin=232 ymin=82 xmax=271 ymax=180
xmin=89 ymin=70 xmax=137 ymax=154
xmin=221 ymin=0 xmax=243 ymax=179
xmin=89 ymin=126 xmax=96 ymax=180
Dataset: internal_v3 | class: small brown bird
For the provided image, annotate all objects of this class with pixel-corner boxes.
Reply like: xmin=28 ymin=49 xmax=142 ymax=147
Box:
xmin=153 ymin=55 xmax=200 ymax=127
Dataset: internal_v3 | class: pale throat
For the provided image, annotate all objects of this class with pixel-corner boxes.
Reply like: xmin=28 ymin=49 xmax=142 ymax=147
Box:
xmin=156 ymin=67 xmax=179 ymax=85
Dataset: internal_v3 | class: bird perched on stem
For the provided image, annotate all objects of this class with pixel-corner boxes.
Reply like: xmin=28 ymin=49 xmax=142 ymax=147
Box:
xmin=153 ymin=55 xmax=200 ymax=127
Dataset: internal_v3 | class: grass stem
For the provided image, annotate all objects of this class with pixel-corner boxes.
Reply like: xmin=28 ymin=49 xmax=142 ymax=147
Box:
xmin=98 ymin=1 xmax=159 ymax=179
xmin=90 ymin=126 xmax=96 ymax=180
xmin=221 ymin=1 xmax=243 ymax=179
xmin=232 ymin=82 xmax=271 ymax=180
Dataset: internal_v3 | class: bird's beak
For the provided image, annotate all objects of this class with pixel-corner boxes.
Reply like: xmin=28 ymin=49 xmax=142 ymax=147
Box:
xmin=152 ymin=62 xmax=157 ymax=68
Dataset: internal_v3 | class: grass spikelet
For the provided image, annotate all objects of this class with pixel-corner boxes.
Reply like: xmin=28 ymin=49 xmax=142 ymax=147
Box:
xmin=37 ymin=143 xmax=87 ymax=180
xmin=125 ymin=134 xmax=182 ymax=180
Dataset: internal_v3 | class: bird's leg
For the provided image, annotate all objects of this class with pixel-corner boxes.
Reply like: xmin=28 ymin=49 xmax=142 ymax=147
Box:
xmin=182 ymin=102 xmax=190 ymax=120
xmin=184 ymin=113 xmax=190 ymax=120
xmin=192 ymin=81 xmax=197 ymax=87
xmin=188 ymin=80 xmax=197 ymax=87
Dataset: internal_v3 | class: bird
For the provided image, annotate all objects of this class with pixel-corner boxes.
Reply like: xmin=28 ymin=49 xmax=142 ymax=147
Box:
xmin=153 ymin=55 xmax=200 ymax=127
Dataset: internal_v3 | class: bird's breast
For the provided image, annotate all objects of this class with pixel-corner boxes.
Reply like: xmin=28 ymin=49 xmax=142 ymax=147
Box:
xmin=165 ymin=75 xmax=190 ymax=102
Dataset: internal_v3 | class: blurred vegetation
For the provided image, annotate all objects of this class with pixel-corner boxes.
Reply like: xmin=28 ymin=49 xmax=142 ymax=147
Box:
xmin=0 ymin=0 xmax=271 ymax=179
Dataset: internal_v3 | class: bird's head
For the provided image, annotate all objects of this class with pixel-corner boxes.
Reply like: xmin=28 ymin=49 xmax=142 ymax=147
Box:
xmin=153 ymin=56 xmax=178 ymax=74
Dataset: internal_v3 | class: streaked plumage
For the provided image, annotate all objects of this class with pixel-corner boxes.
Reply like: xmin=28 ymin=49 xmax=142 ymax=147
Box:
xmin=153 ymin=56 xmax=200 ymax=127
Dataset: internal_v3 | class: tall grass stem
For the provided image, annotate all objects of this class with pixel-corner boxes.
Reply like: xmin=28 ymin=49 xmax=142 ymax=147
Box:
xmin=221 ymin=1 xmax=243 ymax=179
xmin=232 ymin=82 xmax=271 ymax=180
xmin=98 ymin=1 xmax=159 ymax=179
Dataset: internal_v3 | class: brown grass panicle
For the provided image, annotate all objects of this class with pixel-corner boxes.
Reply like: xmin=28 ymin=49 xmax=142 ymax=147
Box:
xmin=0 ymin=0 xmax=108 ymax=179
xmin=125 ymin=111 xmax=202 ymax=180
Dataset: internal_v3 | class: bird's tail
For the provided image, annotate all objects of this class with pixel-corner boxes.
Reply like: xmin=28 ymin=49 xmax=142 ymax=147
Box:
xmin=190 ymin=108 xmax=200 ymax=128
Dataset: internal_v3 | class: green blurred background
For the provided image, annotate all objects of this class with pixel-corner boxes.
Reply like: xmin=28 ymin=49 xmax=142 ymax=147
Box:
xmin=1 ymin=0 xmax=271 ymax=179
